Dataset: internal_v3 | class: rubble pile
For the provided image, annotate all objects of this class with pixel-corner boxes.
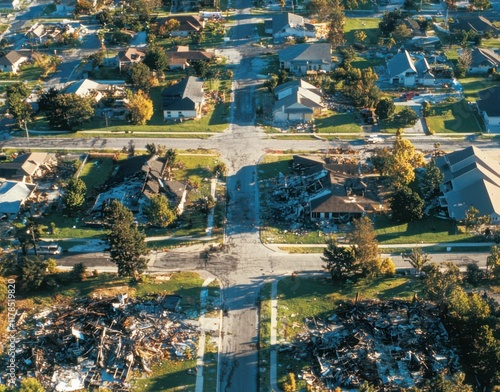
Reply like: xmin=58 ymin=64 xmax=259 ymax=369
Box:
xmin=8 ymin=294 xmax=199 ymax=391
xmin=294 ymin=300 xmax=460 ymax=390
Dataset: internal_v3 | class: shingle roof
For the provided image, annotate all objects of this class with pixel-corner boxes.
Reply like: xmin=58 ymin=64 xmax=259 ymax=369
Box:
xmin=310 ymin=192 xmax=376 ymax=214
xmin=477 ymin=85 xmax=500 ymax=117
xmin=159 ymin=15 xmax=203 ymax=32
xmin=161 ymin=77 xmax=204 ymax=111
xmin=274 ymin=79 xmax=320 ymax=95
xmin=387 ymin=50 xmax=417 ymax=78
xmin=0 ymin=51 xmax=26 ymax=66
xmin=64 ymin=79 xmax=104 ymax=96
xmin=469 ymin=48 xmax=500 ymax=68
xmin=119 ymin=47 xmax=146 ymax=63
xmin=274 ymin=86 xmax=324 ymax=113
xmin=452 ymin=15 xmax=498 ymax=34
xmin=278 ymin=43 xmax=331 ymax=63
xmin=166 ymin=46 xmax=213 ymax=63
xmin=272 ymin=12 xmax=305 ymax=34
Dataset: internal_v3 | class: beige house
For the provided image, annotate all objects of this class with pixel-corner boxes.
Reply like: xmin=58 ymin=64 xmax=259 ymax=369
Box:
xmin=0 ymin=51 xmax=28 ymax=74
xmin=118 ymin=47 xmax=146 ymax=72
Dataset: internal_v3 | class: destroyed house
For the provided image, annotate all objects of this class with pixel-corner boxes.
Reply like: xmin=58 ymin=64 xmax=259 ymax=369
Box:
xmin=0 ymin=152 xmax=56 ymax=182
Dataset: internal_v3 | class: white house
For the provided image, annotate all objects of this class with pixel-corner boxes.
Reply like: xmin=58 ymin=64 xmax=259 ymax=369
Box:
xmin=466 ymin=48 xmax=500 ymax=75
xmin=0 ymin=180 xmax=36 ymax=220
xmin=387 ymin=50 xmax=435 ymax=87
xmin=273 ymin=79 xmax=325 ymax=123
xmin=161 ymin=77 xmax=204 ymax=119
xmin=0 ymin=51 xmax=28 ymax=74
xmin=278 ymin=43 xmax=332 ymax=76
xmin=265 ymin=13 xmax=316 ymax=41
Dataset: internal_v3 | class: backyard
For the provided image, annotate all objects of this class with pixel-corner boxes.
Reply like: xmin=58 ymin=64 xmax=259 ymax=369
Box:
xmin=315 ymin=111 xmax=362 ymax=133
xmin=460 ymin=76 xmax=500 ymax=102
xmin=344 ymin=18 xmax=380 ymax=45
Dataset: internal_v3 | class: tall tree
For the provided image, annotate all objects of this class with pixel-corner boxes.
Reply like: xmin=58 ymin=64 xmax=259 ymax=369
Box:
xmin=386 ymin=137 xmax=425 ymax=188
xmin=164 ymin=148 xmax=177 ymax=180
xmin=144 ymin=194 xmax=176 ymax=227
xmin=143 ymin=45 xmax=169 ymax=72
xmin=64 ymin=177 xmax=87 ymax=215
xmin=464 ymin=205 xmax=490 ymax=232
xmin=6 ymin=82 xmax=33 ymax=129
xmin=422 ymin=262 xmax=462 ymax=303
xmin=128 ymin=62 xmax=153 ymax=91
xmin=159 ymin=18 xmax=181 ymax=37
xmin=18 ymin=256 xmax=48 ymax=293
xmin=348 ymin=216 xmax=379 ymax=275
xmin=392 ymin=24 xmax=412 ymax=42
xmin=46 ymin=93 xmax=95 ymax=130
xmin=322 ymin=236 xmax=357 ymax=281
xmin=105 ymin=200 xmax=149 ymax=279
xmin=327 ymin=0 xmax=345 ymax=46
xmin=487 ymin=245 xmax=500 ymax=281
xmin=125 ymin=90 xmax=154 ymax=125
xmin=375 ymin=98 xmax=395 ymax=120
xmin=402 ymin=247 xmax=430 ymax=273
xmin=421 ymin=160 xmax=443 ymax=201
xmin=390 ymin=186 xmax=424 ymax=222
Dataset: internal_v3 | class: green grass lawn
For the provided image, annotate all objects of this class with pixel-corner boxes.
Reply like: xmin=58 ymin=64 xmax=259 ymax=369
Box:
xmin=275 ymin=275 xmax=423 ymax=387
xmin=424 ymin=99 xmax=481 ymax=133
xmin=79 ymin=158 xmax=114 ymax=192
xmin=260 ymin=226 xmax=324 ymax=244
xmin=480 ymin=37 xmax=500 ymax=49
xmin=460 ymin=76 xmax=500 ymax=102
xmin=344 ymin=18 xmax=380 ymax=45
xmin=257 ymin=155 xmax=293 ymax=180
xmin=379 ymin=105 xmax=407 ymax=133
xmin=350 ymin=56 xmax=385 ymax=69
xmin=315 ymin=111 xmax=362 ymax=133
xmin=374 ymin=215 xmax=477 ymax=244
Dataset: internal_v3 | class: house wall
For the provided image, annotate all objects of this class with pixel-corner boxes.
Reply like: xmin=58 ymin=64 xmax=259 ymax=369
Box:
xmin=283 ymin=61 xmax=331 ymax=76
xmin=171 ymin=31 xmax=191 ymax=37
xmin=274 ymin=27 xmax=315 ymax=40
xmin=163 ymin=109 xmax=198 ymax=119
xmin=0 ymin=64 xmax=14 ymax=73
xmin=468 ymin=65 xmax=494 ymax=75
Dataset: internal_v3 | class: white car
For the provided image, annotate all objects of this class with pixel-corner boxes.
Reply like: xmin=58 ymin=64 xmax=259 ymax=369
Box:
xmin=365 ymin=135 xmax=383 ymax=144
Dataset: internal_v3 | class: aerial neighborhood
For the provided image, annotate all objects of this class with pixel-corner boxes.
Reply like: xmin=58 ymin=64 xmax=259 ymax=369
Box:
xmin=0 ymin=0 xmax=500 ymax=390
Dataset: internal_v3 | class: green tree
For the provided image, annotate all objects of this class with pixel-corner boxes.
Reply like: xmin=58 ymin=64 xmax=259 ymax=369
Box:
xmin=19 ymin=256 xmax=48 ymax=293
xmin=422 ymin=262 xmax=461 ymax=303
xmin=88 ymin=50 xmax=105 ymax=67
xmin=348 ymin=217 xmax=379 ymax=275
xmin=128 ymin=62 xmax=153 ymax=91
xmin=355 ymin=30 xmax=367 ymax=42
xmin=145 ymin=194 xmax=176 ymax=227
xmin=393 ymin=24 xmax=412 ymax=43
xmin=371 ymin=147 xmax=391 ymax=175
xmin=421 ymin=160 xmax=443 ymax=201
xmin=402 ymin=247 xmax=430 ymax=273
xmin=193 ymin=60 xmax=209 ymax=78
xmin=282 ymin=373 xmax=296 ymax=392
xmin=464 ymin=205 xmax=490 ymax=233
xmin=125 ymin=90 xmax=154 ymax=125
xmin=105 ymin=200 xmax=149 ymax=279
xmin=398 ymin=106 xmax=419 ymax=126
xmin=375 ymin=98 xmax=395 ymax=120
xmin=164 ymin=148 xmax=177 ymax=180
xmin=46 ymin=93 xmax=95 ymax=130
xmin=327 ymin=0 xmax=345 ymax=46
xmin=471 ymin=0 xmax=490 ymax=11
xmin=308 ymin=0 xmax=330 ymax=20
xmin=264 ymin=74 xmax=278 ymax=92
xmin=379 ymin=9 xmax=404 ymax=37
xmin=143 ymin=45 xmax=169 ymax=72
xmin=6 ymin=82 xmax=33 ymax=129
xmin=213 ymin=162 xmax=228 ymax=178
xmin=71 ymin=262 xmax=87 ymax=281
xmin=64 ymin=177 xmax=87 ymax=216
xmin=390 ymin=186 xmax=424 ymax=222
xmin=322 ymin=236 xmax=357 ymax=281
xmin=19 ymin=377 xmax=45 ymax=392
xmin=160 ymin=18 xmax=181 ymax=36
xmin=487 ymin=245 xmax=500 ymax=281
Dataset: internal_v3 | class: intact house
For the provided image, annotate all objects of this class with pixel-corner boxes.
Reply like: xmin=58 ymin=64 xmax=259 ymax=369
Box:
xmin=264 ymin=13 xmax=316 ymax=41
xmin=278 ymin=43 xmax=332 ymax=76
xmin=476 ymin=85 xmax=500 ymax=133
xmin=0 ymin=152 xmax=57 ymax=183
xmin=0 ymin=51 xmax=28 ymax=74
xmin=118 ymin=47 xmax=146 ymax=72
xmin=166 ymin=45 xmax=213 ymax=70
xmin=273 ymin=79 xmax=325 ymax=123
xmin=450 ymin=15 xmax=499 ymax=37
xmin=465 ymin=48 xmax=499 ymax=75
xmin=435 ymin=146 xmax=500 ymax=223
xmin=0 ymin=180 xmax=36 ymax=220
xmin=162 ymin=77 xmax=204 ymax=120
xmin=157 ymin=15 xmax=204 ymax=37
xmin=386 ymin=50 xmax=435 ymax=87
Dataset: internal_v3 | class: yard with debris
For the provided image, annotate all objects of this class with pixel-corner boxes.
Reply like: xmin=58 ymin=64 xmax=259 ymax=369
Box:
xmin=1 ymin=272 xmax=221 ymax=392
xmin=270 ymin=276 xmax=465 ymax=390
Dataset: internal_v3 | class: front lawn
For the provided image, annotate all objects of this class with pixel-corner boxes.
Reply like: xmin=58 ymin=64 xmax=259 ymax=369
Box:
xmin=79 ymin=158 xmax=114 ymax=193
xmin=379 ymin=105 xmax=407 ymax=133
xmin=374 ymin=215 xmax=477 ymax=244
xmin=344 ymin=18 xmax=380 ymax=45
xmin=460 ymin=76 xmax=500 ymax=102
xmin=315 ymin=111 xmax=362 ymax=133
xmin=424 ymin=99 xmax=481 ymax=133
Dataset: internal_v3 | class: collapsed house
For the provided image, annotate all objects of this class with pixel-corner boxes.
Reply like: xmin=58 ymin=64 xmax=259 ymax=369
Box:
xmin=291 ymin=300 xmax=461 ymax=390
xmin=5 ymin=294 xmax=199 ymax=391
xmin=262 ymin=153 xmax=383 ymax=228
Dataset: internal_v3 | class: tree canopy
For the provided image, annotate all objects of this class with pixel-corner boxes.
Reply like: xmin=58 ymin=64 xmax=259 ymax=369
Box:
xmin=348 ymin=217 xmax=379 ymax=275
xmin=143 ymin=45 xmax=169 ymax=72
xmin=402 ymin=247 xmax=430 ymax=272
xmin=327 ymin=0 xmax=345 ymax=46
xmin=375 ymin=98 xmax=395 ymax=120
xmin=128 ymin=62 xmax=154 ymax=91
xmin=125 ymin=90 xmax=154 ymax=125
xmin=144 ymin=194 xmax=176 ymax=227
xmin=64 ymin=178 xmax=87 ymax=216
xmin=46 ymin=93 xmax=95 ymax=130
xmin=385 ymin=137 xmax=425 ymax=188
xmin=322 ymin=236 xmax=357 ymax=281
xmin=6 ymin=82 xmax=33 ymax=128
xmin=390 ymin=186 xmax=424 ymax=222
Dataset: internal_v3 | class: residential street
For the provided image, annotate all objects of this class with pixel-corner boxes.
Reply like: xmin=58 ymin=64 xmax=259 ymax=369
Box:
xmin=3 ymin=1 xmax=500 ymax=391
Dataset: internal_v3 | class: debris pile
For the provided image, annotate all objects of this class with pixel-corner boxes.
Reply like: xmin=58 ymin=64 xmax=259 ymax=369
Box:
xmin=293 ymin=300 xmax=460 ymax=390
xmin=7 ymin=294 xmax=199 ymax=391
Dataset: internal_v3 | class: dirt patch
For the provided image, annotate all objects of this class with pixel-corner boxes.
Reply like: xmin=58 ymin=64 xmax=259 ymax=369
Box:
xmin=90 ymin=285 xmax=136 ymax=298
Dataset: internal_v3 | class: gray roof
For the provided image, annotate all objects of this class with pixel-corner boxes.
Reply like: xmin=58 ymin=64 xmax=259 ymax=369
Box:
xmin=469 ymin=48 xmax=500 ymax=68
xmin=161 ymin=76 xmax=204 ymax=111
xmin=477 ymin=85 xmax=500 ymax=117
xmin=278 ymin=43 xmax=331 ymax=64
xmin=274 ymin=79 xmax=320 ymax=96
xmin=0 ymin=51 xmax=26 ymax=66
xmin=0 ymin=181 xmax=36 ymax=215
xmin=274 ymin=86 xmax=324 ymax=113
xmin=272 ymin=12 xmax=308 ymax=35
xmin=452 ymin=15 xmax=498 ymax=34
xmin=387 ymin=50 xmax=416 ymax=78
xmin=310 ymin=192 xmax=376 ymax=213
